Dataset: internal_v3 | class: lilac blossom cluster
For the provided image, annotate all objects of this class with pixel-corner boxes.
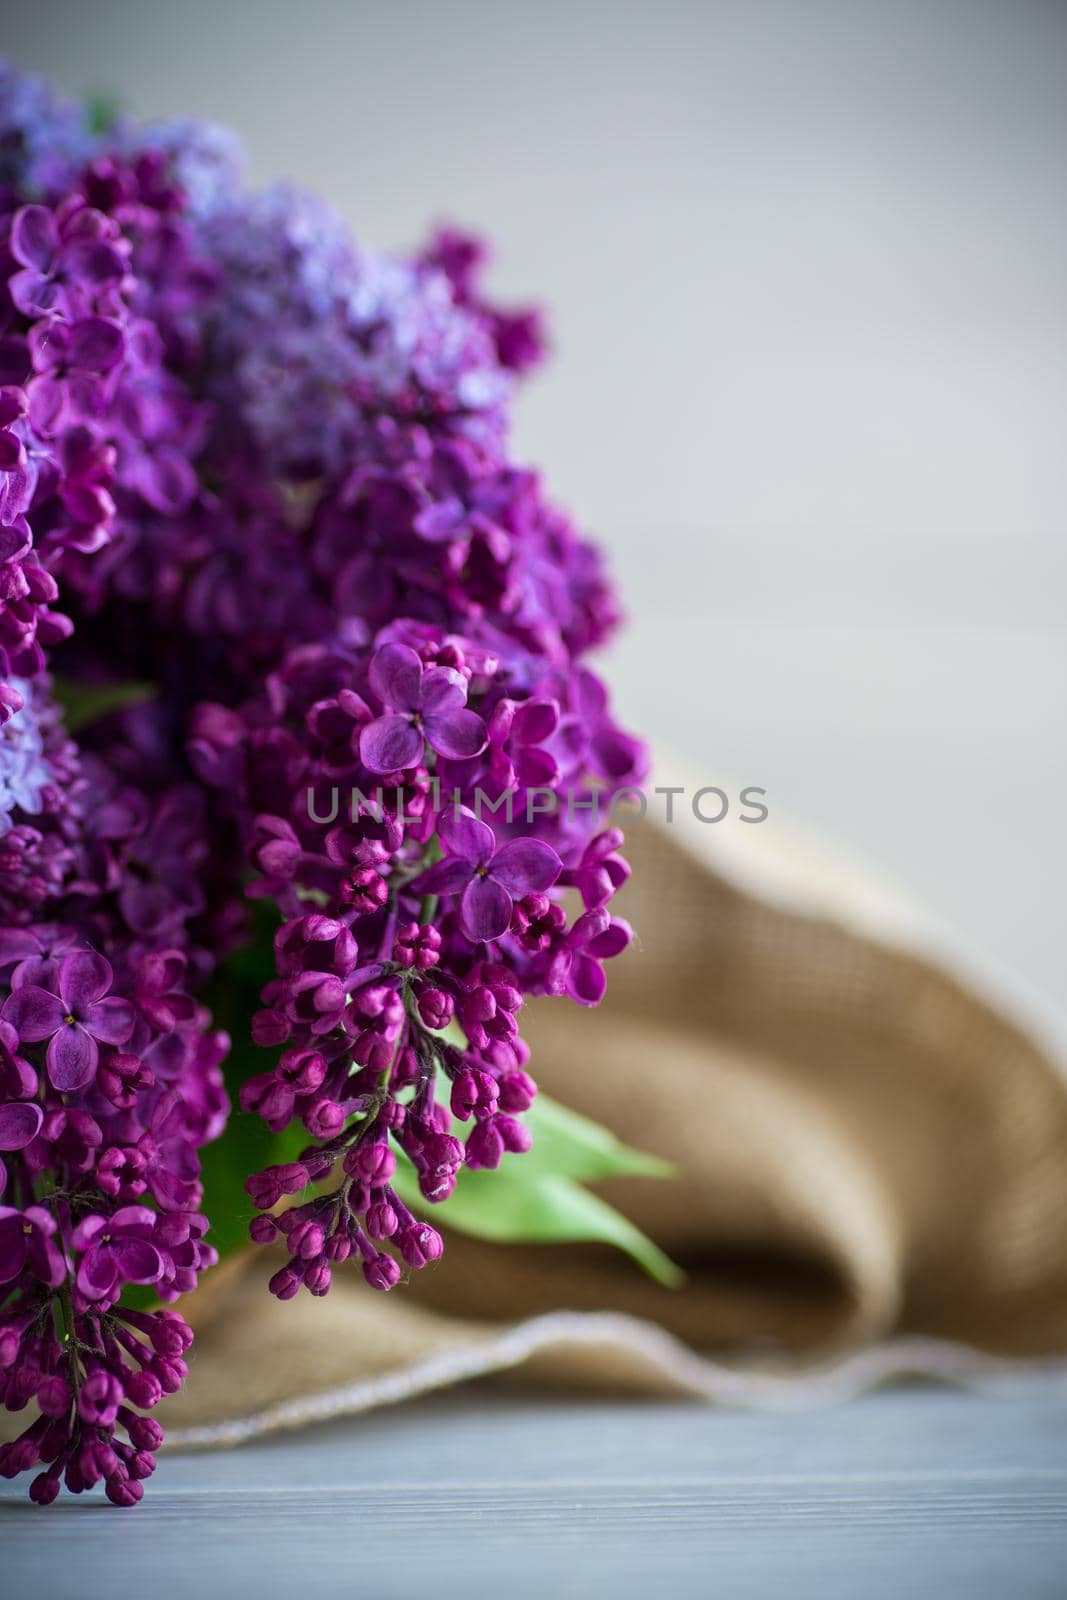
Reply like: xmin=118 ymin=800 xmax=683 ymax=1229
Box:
xmin=0 ymin=74 xmax=232 ymax=1505
xmin=0 ymin=64 xmax=644 ymax=1502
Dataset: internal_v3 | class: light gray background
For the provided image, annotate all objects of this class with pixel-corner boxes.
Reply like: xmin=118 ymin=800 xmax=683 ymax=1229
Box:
xmin=5 ymin=0 xmax=1065 ymax=1000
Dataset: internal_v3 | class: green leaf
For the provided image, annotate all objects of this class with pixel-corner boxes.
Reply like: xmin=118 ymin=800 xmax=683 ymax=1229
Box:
xmin=53 ymin=676 xmax=156 ymax=733
xmin=399 ymin=1070 xmax=681 ymax=1283
xmin=392 ymin=1156 xmax=683 ymax=1288
xmin=523 ymin=1092 xmax=677 ymax=1184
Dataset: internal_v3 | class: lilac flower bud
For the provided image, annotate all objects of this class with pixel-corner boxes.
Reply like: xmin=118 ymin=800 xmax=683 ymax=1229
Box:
xmin=391 ymin=1045 xmax=420 ymax=1089
xmin=4 ymin=1433 xmax=42 ymax=1475
xmin=450 ymin=1066 xmax=499 ymax=1122
xmin=240 ymin=1071 xmax=295 ymax=1128
xmin=463 ymin=985 xmax=496 ymax=1024
xmin=78 ymin=1371 xmax=123 ymax=1428
xmin=84 ymin=1437 xmax=120 ymax=1481
xmin=127 ymin=1416 xmax=165 ymax=1451
xmin=251 ymin=816 xmax=302 ymax=880
xmin=512 ymin=893 xmax=567 ymax=950
xmin=97 ymin=1052 xmax=153 ymax=1108
xmin=144 ymin=1318 xmax=184 ymax=1356
xmin=417 ymin=985 xmax=454 ymax=1031
xmin=419 ymin=1167 xmax=456 ymax=1203
xmin=325 ymin=1230 xmax=352 ymax=1262
xmin=154 ymin=1313 xmax=195 ymax=1353
xmin=304 ymin=1258 xmax=332 ymax=1296
xmin=378 ymin=1098 xmax=406 ymax=1130
xmin=97 ymin=1145 xmax=148 ymax=1198
xmin=249 ymin=1214 xmax=278 ymax=1244
xmin=497 ymin=1069 xmax=537 ymax=1112
xmin=302 ymin=1149 xmax=337 ymax=1184
xmin=268 ymin=1264 xmax=303 ymax=1301
xmin=105 ymin=1472 xmax=143 ymax=1507
xmin=362 ymin=1252 xmax=401 ymax=1291
xmin=245 ymin=1162 xmax=309 ymax=1208
xmin=279 ymin=1047 xmax=328 ymax=1094
xmin=420 ymin=1131 xmax=463 ymax=1170
xmin=37 ymin=1375 xmax=71 ymax=1417
xmin=288 ymin=1220 xmax=326 ymax=1260
xmin=14 ymin=1363 xmax=41 ymax=1403
xmin=125 ymin=1371 xmax=162 ymax=1410
xmin=365 ymin=1201 xmax=398 ymax=1239
xmin=496 ymin=1114 xmax=533 ymax=1154
xmin=304 ymin=1097 xmax=345 ymax=1139
xmin=399 ymin=1224 xmax=444 ymax=1269
xmin=152 ymin=1358 xmax=187 ymax=1395
xmin=29 ymin=1470 xmax=60 ymax=1505
xmin=340 ymin=866 xmax=388 ymax=915
xmin=392 ymin=921 xmax=442 ymax=971
xmin=344 ymin=1140 xmax=396 ymax=1184
xmin=251 ymin=1007 xmax=290 ymax=1046
xmin=464 ymin=1119 xmax=505 ymax=1170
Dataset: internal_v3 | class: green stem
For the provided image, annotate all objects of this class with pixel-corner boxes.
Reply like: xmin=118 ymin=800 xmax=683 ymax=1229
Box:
xmin=47 ymin=1268 xmax=82 ymax=1398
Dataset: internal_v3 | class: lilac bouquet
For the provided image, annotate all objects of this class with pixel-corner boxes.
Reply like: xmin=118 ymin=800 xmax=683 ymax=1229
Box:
xmin=0 ymin=64 xmax=665 ymax=1506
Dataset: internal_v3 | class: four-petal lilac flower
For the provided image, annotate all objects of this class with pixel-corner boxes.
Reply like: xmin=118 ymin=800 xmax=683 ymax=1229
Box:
xmin=9 ymin=202 xmax=127 ymax=320
xmin=412 ymin=806 xmax=562 ymax=942
xmin=27 ymin=314 xmax=126 ymax=434
xmin=0 ymin=1203 xmax=65 ymax=1287
xmin=359 ymin=642 xmax=487 ymax=774
xmin=3 ymin=951 xmax=135 ymax=1091
xmin=72 ymin=1205 xmax=164 ymax=1301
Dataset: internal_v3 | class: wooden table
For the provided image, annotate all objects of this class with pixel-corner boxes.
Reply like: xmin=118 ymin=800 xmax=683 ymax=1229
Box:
xmin=5 ymin=1382 xmax=1066 ymax=1598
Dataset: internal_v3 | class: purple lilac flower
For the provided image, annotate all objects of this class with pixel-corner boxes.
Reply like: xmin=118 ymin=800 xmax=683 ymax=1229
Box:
xmin=9 ymin=202 xmax=128 ymax=320
xmin=3 ymin=950 xmax=135 ymax=1091
xmin=0 ymin=1203 xmax=65 ymax=1286
xmin=72 ymin=1205 xmax=164 ymax=1301
xmin=412 ymin=805 xmax=562 ymax=942
xmin=359 ymin=642 xmax=487 ymax=773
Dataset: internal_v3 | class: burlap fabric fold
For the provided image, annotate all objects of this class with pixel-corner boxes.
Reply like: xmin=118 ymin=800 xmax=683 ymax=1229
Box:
xmin=150 ymin=781 xmax=1067 ymax=1444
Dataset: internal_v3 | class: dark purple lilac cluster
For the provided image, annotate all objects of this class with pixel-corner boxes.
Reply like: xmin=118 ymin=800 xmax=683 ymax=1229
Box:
xmin=193 ymin=626 xmax=639 ymax=1299
xmin=0 ymin=76 xmax=232 ymax=1502
xmin=0 ymin=64 xmax=644 ymax=1502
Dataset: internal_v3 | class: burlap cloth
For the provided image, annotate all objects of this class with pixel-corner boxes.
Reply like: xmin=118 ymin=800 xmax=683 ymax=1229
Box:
xmin=138 ymin=779 xmax=1067 ymax=1444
